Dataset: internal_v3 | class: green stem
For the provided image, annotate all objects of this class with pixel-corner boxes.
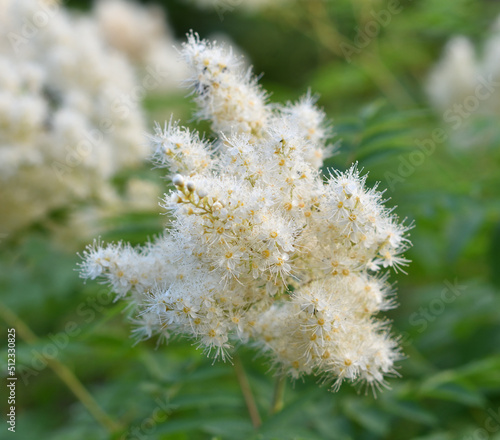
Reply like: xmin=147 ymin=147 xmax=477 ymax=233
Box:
xmin=0 ymin=302 xmax=122 ymax=434
xmin=233 ymin=355 xmax=262 ymax=428
xmin=270 ymin=374 xmax=286 ymax=415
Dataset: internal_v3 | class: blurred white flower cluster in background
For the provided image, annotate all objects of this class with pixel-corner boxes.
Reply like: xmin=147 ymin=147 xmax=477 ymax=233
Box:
xmin=94 ymin=0 xmax=188 ymax=92
xmin=426 ymin=37 xmax=479 ymax=112
xmin=81 ymin=33 xmax=412 ymax=392
xmin=187 ymin=0 xmax=290 ymax=14
xmin=0 ymin=0 xmax=163 ymax=239
xmin=426 ymin=16 xmax=500 ymax=147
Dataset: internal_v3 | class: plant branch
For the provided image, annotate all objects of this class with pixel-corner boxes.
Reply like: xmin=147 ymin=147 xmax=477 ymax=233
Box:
xmin=233 ymin=354 xmax=262 ymax=428
xmin=270 ymin=373 xmax=286 ymax=415
xmin=0 ymin=302 xmax=122 ymax=434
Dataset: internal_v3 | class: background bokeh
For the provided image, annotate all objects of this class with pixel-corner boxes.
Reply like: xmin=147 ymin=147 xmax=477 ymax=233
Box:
xmin=1 ymin=0 xmax=500 ymax=439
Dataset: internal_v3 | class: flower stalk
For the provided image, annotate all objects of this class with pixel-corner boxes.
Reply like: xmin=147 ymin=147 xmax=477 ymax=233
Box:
xmin=233 ymin=355 xmax=262 ymax=428
xmin=270 ymin=374 xmax=286 ymax=415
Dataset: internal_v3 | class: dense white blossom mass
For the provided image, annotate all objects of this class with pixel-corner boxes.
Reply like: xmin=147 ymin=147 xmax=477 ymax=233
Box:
xmin=81 ymin=33 xmax=411 ymax=392
xmin=0 ymin=0 xmax=147 ymax=235
xmin=427 ymin=17 xmax=500 ymax=116
xmin=94 ymin=0 xmax=188 ymax=91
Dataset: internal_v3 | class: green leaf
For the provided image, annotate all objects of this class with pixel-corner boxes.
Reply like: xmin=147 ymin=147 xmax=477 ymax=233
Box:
xmin=342 ymin=397 xmax=391 ymax=436
xmin=418 ymin=371 xmax=486 ymax=407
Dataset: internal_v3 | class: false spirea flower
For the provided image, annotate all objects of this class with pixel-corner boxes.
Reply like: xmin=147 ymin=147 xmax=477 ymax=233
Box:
xmin=427 ymin=16 xmax=500 ymax=117
xmin=94 ymin=0 xmax=188 ymax=91
xmin=80 ymin=32 xmax=412 ymax=393
xmin=0 ymin=0 xmax=147 ymax=236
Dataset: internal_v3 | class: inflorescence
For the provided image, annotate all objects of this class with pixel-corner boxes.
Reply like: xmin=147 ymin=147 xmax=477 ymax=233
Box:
xmin=80 ymin=32 xmax=411 ymax=393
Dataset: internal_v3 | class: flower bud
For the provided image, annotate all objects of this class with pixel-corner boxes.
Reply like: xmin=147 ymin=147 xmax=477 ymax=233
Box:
xmin=172 ymin=174 xmax=185 ymax=187
xmin=171 ymin=193 xmax=181 ymax=204
xmin=197 ymin=188 xmax=208 ymax=199
xmin=186 ymin=181 xmax=196 ymax=192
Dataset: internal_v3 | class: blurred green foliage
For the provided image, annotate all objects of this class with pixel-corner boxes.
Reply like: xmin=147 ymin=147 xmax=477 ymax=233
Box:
xmin=2 ymin=0 xmax=500 ymax=439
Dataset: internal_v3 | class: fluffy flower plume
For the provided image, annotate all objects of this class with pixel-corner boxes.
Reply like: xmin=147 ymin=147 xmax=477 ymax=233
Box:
xmin=427 ymin=16 xmax=500 ymax=115
xmin=0 ymin=0 xmax=148 ymax=235
xmin=80 ymin=33 xmax=411 ymax=392
xmin=180 ymin=32 xmax=270 ymax=135
xmin=94 ymin=0 xmax=188 ymax=91
xmin=426 ymin=36 xmax=480 ymax=112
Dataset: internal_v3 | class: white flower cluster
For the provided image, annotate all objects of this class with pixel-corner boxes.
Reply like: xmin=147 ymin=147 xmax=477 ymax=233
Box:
xmin=426 ymin=18 xmax=500 ymax=115
xmin=188 ymin=0 xmax=290 ymax=13
xmin=80 ymin=33 xmax=411 ymax=392
xmin=0 ymin=0 xmax=147 ymax=235
xmin=94 ymin=0 xmax=188 ymax=91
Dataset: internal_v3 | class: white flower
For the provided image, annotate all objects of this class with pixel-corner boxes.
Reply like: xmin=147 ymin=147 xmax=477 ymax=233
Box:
xmin=181 ymin=32 xmax=270 ymax=136
xmin=94 ymin=0 xmax=188 ymax=91
xmin=426 ymin=16 xmax=500 ymax=125
xmin=426 ymin=36 xmax=479 ymax=111
xmin=80 ymin=33 xmax=411 ymax=393
xmin=0 ymin=0 xmax=149 ymax=237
